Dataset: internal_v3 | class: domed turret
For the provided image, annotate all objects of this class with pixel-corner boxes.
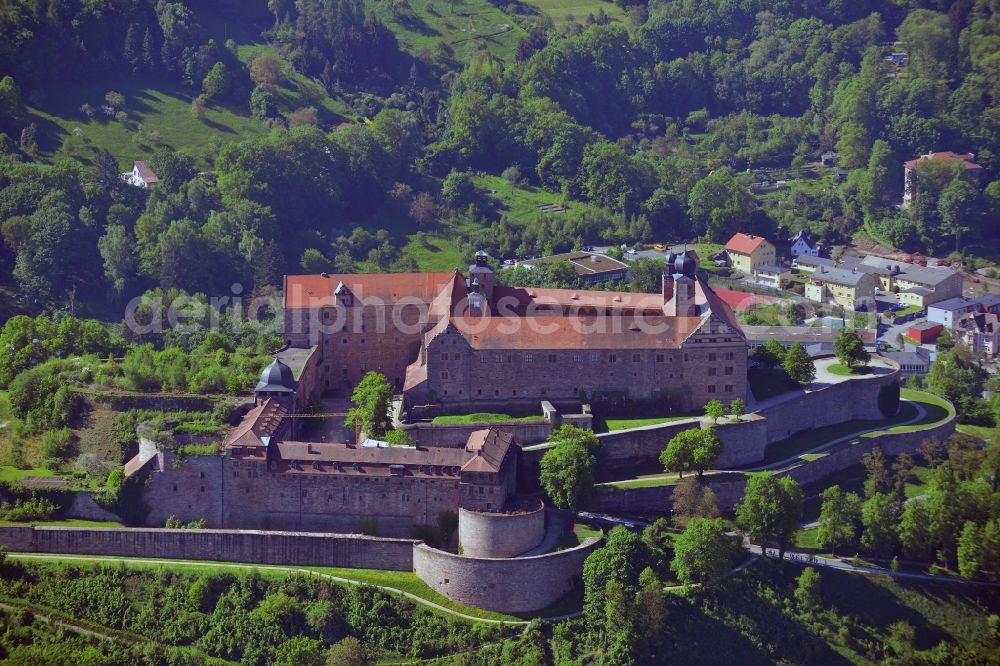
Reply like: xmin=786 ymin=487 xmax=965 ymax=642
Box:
xmin=665 ymin=249 xmax=698 ymax=278
xmin=255 ymin=358 xmax=296 ymax=394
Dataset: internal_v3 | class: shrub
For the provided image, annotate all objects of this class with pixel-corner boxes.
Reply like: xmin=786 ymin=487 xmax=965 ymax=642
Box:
xmin=39 ymin=427 xmax=75 ymax=461
xmin=1 ymin=495 xmax=57 ymax=521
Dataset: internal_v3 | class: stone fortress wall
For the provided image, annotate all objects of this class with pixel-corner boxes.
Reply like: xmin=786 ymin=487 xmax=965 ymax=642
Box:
xmin=458 ymin=503 xmax=545 ymax=558
xmin=412 ymin=538 xmax=600 ymax=614
xmin=520 ymin=357 xmax=903 ymax=481
xmin=0 ymin=514 xmax=594 ymax=614
xmin=0 ymin=526 xmax=417 ymax=570
xmin=592 ymin=417 xmax=956 ymax=515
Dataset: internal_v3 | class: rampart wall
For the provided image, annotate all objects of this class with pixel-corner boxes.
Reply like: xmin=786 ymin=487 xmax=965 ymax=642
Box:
xmin=0 ymin=526 xmax=417 ymax=570
xmin=412 ymin=538 xmax=600 ymax=613
xmin=458 ymin=504 xmax=545 ymax=558
xmin=591 ymin=416 xmax=955 ymax=515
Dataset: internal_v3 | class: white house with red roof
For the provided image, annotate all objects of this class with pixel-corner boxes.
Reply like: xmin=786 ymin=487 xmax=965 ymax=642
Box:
xmin=903 ymin=151 xmax=981 ymax=207
xmin=121 ymin=159 xmax=160 ymax=188
xmin=724 ymin=232 xmax=776 ymax=275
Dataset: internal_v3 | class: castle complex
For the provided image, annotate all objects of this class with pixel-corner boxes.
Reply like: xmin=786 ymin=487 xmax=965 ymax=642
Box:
xmin=283 ymin=250 xmax=748 ymax=414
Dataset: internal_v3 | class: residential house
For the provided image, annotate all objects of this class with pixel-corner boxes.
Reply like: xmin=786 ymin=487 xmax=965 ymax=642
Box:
xmin=927 ymin=295 xmax=1000 ymax=328
xmin=122 ymin=160 xmax=159 ymax=188
xmin=745 ymin=326 xmax=876 ymax=357
xmin=792 ymin=255 xmax=835 ymax=274
xmin=804 ymin=267 xmax=878 ymax=310
xmin=859 ymin=256 xmax=962 ymax=307
xmin=903 ymin=151 xmax=982 ymax=207
xmin=955 ymin=311 xmax=1000 ymax=357
xmin=789 ymin=230 xmax=819 ymax=258
xmin=517 ymin=251 xmax=629 ymax=285
xmin=752 ymin=264 xmax=790 ymax=290
xmin=884 ymin=347 xmax=932 ymax=380
xmin=724 ymin=233 xmax=776 ymax=275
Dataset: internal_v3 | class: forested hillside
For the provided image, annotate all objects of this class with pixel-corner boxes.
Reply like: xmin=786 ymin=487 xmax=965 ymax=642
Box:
xmin=0 ymin=0 xmax=998 ymax=318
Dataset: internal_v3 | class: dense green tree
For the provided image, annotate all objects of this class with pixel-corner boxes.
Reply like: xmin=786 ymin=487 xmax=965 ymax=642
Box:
xmin=752 ymin=338 xmax=787 ymax=370
xmin=660 ymin=428 xmax=722 ymax=479
xmin=670 ymin=517 xmax=736 ymax=587
xmin=687 ymin=168 xmax=756 ymax=242
xmin=782 ymin=342 xmax=815 ymax=384
xmin=816 ymin=486 xmax=861 ymax=555
xmin=704 ymin=399 xmax=725 ymax=424
xmin=540 ymin=438 xmax=596 ymax=511
xmin=440 ymin=170 xmax=476 ymax=207
xmin=834 ymin=329 xmax=869 ymax=369
xmin=794 ymin=567 xmax=822 ymax=611
xmin=860 ymin=492 xmax=898 ymax=557
xmin=736 ymin=474 xmax=803 ymax=559
xmin=202 ymin=62 xmax=232 ymax=100
xmin=582 ymin=526 xmax=648 ymax=629
xmin=729 ymin=398 xmax=746 ymax=422
xmin=345 ymin=371 xmax=393 ymax=437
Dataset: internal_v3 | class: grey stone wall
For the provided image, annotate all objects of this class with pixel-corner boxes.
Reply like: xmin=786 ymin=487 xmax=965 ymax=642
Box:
xmin=458 ymin=504 xmax=545 ymax=558
xmin=412 ymin=538 xmax=600 ymax=613
xmin=64 ymin=493 xmax=121 ymax=523
xmin=0 ymin=526 xmax=417 ymax=570
xmin=592 ymin=416 xmax=955 ymax=515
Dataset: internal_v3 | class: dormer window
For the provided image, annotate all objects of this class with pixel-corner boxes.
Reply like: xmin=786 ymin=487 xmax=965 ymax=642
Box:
xmin=334 ymin=281 xmax=354 ymax=307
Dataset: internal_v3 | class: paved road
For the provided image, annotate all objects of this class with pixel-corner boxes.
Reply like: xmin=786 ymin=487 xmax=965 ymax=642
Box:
xmin=745 ymin=546 xmax=1000 ymax=587
xmin=8 ymin=553 xmax=554 ymax=626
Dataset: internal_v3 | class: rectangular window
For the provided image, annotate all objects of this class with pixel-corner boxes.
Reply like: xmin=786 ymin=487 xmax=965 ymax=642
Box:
xmin=708 ymin=367 xmax=717 ymax=376
xmin=526 ymin=353 xmax=533 ymax=363
xmin=725 ymin=351 xmax=734 ymax=360
xmin=453 ymin=353 xmax=461 ymax=361
xmin=548 ymin=353 xmax=557 ymax=363
xmin=707 ymin=385 xmax=716 ymax=393
xmin=495 ymin=354 xmax=503 ymax=363
xmin=632 ymin=354 xmax=640 ymax=362
xmin=708 ymin=352 xmax=717 ymax=361
xmin=441 ymin=353 xmax=448 ymax=361
xmin=440 ymin=371 xmax=449 ymax=380
xmin=725 ymin=384 xmax=734 ymax=393
xmin=609 ymin=354 xmax=617 ymax=363
xmin=481 ymin=354 xmax=488 ymax=363
xmin=725 ymin=367 xmax=734 ymax=376
xmin=591 ymin=352 xmax=600 ymax=363
xmin=656 ymin=354 xmax=665 ymax=362
xmin=574 ymin=353 xmax=582 ymax=362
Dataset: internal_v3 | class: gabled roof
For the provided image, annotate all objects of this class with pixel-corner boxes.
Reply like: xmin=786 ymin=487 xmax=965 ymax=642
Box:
xmin=462 ymin=429 xmax=514 ymax=473
xmin=904 ymin=151 xmax=981 ymax=171
xmin=793 ymin=255 xmax=835 ymax=268
xmin=790 ymin=230 xmax=815 ymax=247
xmin=809 ymin=267 xmax=875 ymax=288
xmin=285 ymin=272 xmax=462 ymax=308
xmin=133 ymin=160 xmax=159 ymax=183
xmin=725 ymin=233 xmax=772 ymax=255
xmin=226 ymin=398 xmax=288 ymax=449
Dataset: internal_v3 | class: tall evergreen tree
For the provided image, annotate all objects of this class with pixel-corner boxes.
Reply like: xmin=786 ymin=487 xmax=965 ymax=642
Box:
xmin=124 ymin=23 xmax=141 ymax=75
xmin=142 ymin=27 xmax=158 ymax=72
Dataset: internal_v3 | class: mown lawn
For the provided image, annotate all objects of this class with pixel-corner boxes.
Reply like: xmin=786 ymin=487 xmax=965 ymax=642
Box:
xmin=366 ymin=0 xmax=526 ymax=63
xmin=522 ymin=0 xmax=624 ymax=27
xmin=0 ymin=466 xmax=58 ymax=483
xmin=0 ymin=519 xmax=121 ymax=527
xmin=431 ymin=412 xmax=543 ymax=424
xmin=27 ymin=79 xmax=268 ymax=170
xmin=827 ymin=363 xmax=873 ymax=376
xmin=597 ymin=414 xmax=695 ymax=433
xmin=765 ymin=402 xmax=920 ymax=463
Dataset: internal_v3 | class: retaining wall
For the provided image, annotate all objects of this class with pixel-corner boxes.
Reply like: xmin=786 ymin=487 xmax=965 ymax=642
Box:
xmin=458 ymin=504 xmax=545 ymax=558
xmin=592 ymin=415 xmax=955 ymax=515
xmin=412 ymin=538 xmax=600 ymax=613
xmin=0 ymin=526 xmax=417 ymax=570
xmin=579 ymin=362 xmax=902 ymax=472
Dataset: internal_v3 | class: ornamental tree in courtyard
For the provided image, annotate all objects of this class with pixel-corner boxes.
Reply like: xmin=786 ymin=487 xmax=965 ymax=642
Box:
xmin=660 ymin=428 xmax=722 ymax=479
xmin=729 ymin=398 xmax=746 ymax=422
xmin=736 ymin=474 xmax=803 ymax=559
xmin=704 ymin=399 xmax=725 ymax=423
xmin=782 ymin=342 xmax=815 ymax=384
xmin=834 ymin=328 xmax=870 ymax=369
xmin=346 ymin=371 xmax=393 ymax=437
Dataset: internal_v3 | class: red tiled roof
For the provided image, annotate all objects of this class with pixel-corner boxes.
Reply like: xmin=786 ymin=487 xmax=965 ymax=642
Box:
xmin=225 ymin=398 xmax=287 ymax=449
xmin=134 ymin=160 xmax=159 ymax=183
xmin=903 ymin=151 xmax=981 ymax=170
xmin=285 ymin=272 xmax=461 ymax=308
xmin=712 ymin=288 xmax=778 ymax=312
xmin=449 ymin=314 xmax=702 ymax=350
xmin=724 ymin=233 xmax=771 ymax=256
xmin=462 ymin=428 xmax=513 ymax=473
